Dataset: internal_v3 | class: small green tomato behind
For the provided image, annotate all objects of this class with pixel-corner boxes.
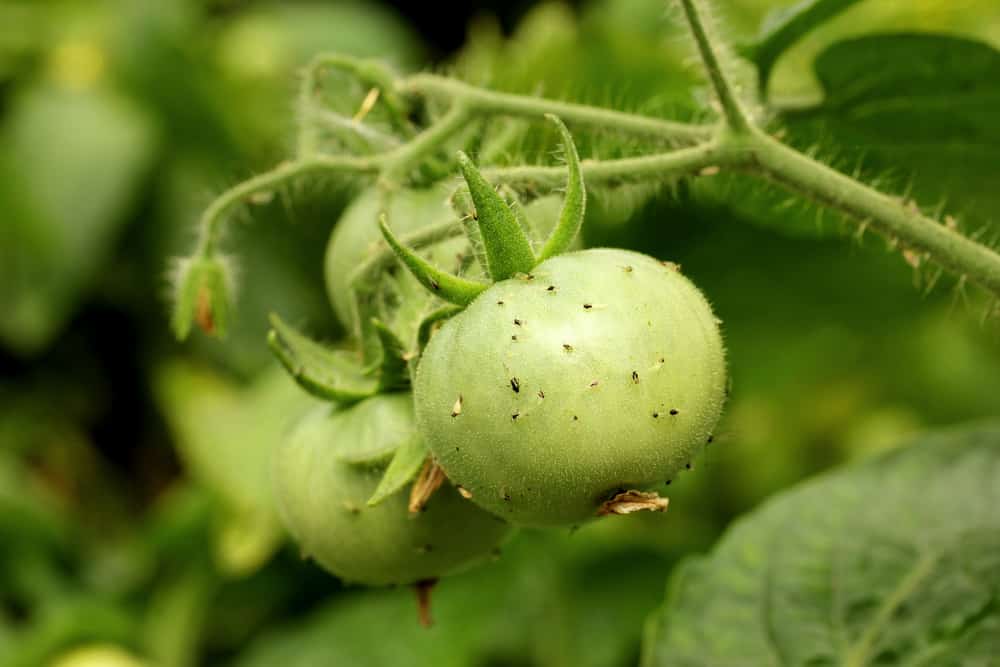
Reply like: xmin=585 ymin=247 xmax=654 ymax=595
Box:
xmin=380 ymin=115 xmax=727 ymax=527
xmin=274 ymin=393 xmax=511 ymax=586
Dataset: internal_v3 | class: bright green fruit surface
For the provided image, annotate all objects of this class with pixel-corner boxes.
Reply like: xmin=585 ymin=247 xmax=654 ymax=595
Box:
xmin=273 ymin=394 xmax=511 ymax=586
xmin=415 ymin=248 xmax=726 ymax=526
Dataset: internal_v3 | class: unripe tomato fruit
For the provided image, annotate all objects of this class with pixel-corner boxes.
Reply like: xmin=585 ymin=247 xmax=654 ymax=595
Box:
xmin=274 ymin=393 xmax=511 ymax=585
xmin=414 ymin=248 xmax=726 ymax=526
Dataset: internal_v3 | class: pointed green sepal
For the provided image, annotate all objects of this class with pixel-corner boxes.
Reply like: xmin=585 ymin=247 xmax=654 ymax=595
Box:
xmin=366 ymin=435 xmax=429 ymax=507
xmin=170 ymin=255 xmax=235 ymax=340
xmin=537 ymin=115 xmax=586 ymax=261
xmin=449 ymin=186 xmax=489 ymax=276
xmin=500 ymin=185 xmax=539 ymax=243
xmin=416 ymin=304 xmax=463 ymax=353
xmin=378 ymin=215 xmax=487 ymax=306
xmin=267 ymin=313 xmax=377 ymax=403
xmin=457 ymin=151 xmax=537 ymax=280
xmin=365 ymin=318 xmax=410 ymax=391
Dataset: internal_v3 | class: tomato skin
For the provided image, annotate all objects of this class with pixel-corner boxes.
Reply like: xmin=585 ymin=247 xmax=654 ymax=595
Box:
xmin=273 ymin=394 xmax=511 ymax=586
xmin=414 ymin=248 xmax=727 ymax=527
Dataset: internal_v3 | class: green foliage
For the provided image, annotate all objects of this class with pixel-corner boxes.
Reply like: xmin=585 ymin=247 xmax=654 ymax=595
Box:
xmin=4 ymin=1 xmax=1000 ymax=665
xmin=0 ymin=85 xmax=155 ymax=355
xmin=643 ymin=422 xmax=1000 ymax=666
xmin=154 ymin=362 xmax=315 ymax=575
xmin=741 ymin=0 xmax=863 ymax=95
xmin=781 ymin=34 xmax=1000 ymax=239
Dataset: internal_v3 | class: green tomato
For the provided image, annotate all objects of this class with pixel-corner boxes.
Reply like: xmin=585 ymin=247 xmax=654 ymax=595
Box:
xmin=273 ymin=393 xmax=511 ymax=586
xmin=414 ymin=248 xmax=727 ymax=527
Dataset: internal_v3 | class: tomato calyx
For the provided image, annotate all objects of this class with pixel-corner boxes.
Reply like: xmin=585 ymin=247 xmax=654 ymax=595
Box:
xmin=379 ymin=114 xmax=585 ymax=307
xmin=267 ymin=312 xmax=410 ymax=403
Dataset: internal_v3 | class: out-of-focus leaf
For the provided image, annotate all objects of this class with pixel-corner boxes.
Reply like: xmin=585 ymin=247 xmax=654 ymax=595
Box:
xmin=154 ymin=362 xmax=318 ymax=576
xmin=689 ymin=33 xmax=1000 ymax=242
xmin=234 ymin=529 xmax=670 ymax=667
xmin=780 ymin=34 xmax=1000 ymax=235
xmin=0 ymin=84 xmax=156 ymax=356
xmin=642 ymin=422 xmax=1000 ymax=666
xmin=741 ymin=0 xmax=863 ymax=95
xmin=141 ymin=568 xmax=214 ymax=667
xmin=49 ymin=644 xmax=151 ymax=667
xmin=3 ymin=597 xmax=138 ymax=667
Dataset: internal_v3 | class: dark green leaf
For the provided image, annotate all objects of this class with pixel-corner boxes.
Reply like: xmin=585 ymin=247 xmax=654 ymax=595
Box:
xmin=742 ymin=0 xmax=863 ymax=95
xmin=268 ymin=314 xmax=377 ymax=403
xmin=780 ymin=34 xmax=1000 ymax=236
xmin=642 ymin=422 xmax=1000 ymax=666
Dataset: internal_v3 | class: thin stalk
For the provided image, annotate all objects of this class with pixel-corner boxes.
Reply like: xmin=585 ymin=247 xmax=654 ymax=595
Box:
xmin=483 ymin=140 xmax=733 ymax=188
xmin=196 ymin=155 xmax=377 ymax=257
xmin=401 ymin=74 xmax=713 ymax=144
xmin=379 ymin=103 xmax=471 ymax=184
xmin=676 ymin=0 xmax=753 ymax=133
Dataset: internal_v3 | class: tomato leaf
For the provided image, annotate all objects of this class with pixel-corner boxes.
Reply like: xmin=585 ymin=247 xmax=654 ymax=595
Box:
xmin=780 ymin=33 xmax=1000 ymax=235
xmin=153 ymin=363 xmax=314 ymax=576
xmin=741 ymin=0 xmax=863 ymax=95
xmin=642 ymin=422 xmax=1000 ymax=666
xmin=366 ymin=435 xmax=428 ymax=507
xmin=268 ymin=313 xmax=377 ymax=403
xmin=0 ymin=85 xmax=156 ymax=356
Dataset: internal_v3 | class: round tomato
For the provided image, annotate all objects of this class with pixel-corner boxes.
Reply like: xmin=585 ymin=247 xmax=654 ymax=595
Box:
xmin=274 ymin=393 xmax=511 ymax=585
xmin=414 ymin=248 xmax=726 ymax=526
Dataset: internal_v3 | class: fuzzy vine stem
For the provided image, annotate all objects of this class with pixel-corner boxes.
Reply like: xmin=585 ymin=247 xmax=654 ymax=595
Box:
xmin=194 ymin=155 xmax=378 ymax=258
xmin=676 ymin=0 xmax=752 ymax=133
xmin=746 ymin=133 xmax=1000 ymax=295
xmin=175 ymin=5 xmax=1000 ymax=340
xmin=400 ymin=74 xmax=713 ymax=144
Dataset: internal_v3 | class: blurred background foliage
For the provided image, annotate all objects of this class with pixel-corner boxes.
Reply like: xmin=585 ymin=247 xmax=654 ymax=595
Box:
xmin=1 ymin=0 xmax=997 ymax=665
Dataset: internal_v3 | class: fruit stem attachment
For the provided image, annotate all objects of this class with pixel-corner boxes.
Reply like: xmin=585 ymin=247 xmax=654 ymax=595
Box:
xmin=414 ymin=578 xmax=438 ymax=628
xmin=676 ymin=0 xmax=753 ymax=134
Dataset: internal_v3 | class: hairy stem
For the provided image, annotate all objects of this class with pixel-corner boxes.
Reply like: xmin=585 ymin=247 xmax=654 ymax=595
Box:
xmin=676 ymin=0 xmax=752 ymax=133
xmin=379 ymin=103 xmax=471 ymax=185
xmin=401 ymin=74 xmax=713 ymax=144
xmin=745 ymin=130 xmax=1000 ymax=296
xmin=195 ymin=155 xmax=377 ymax=257
xmin=483 ymin=140 xmax=733 ymax=188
